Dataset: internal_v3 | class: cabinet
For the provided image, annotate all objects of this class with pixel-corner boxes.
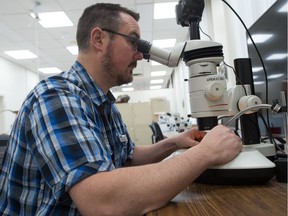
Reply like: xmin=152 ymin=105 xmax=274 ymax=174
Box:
xmin=151 ymin=98 xmax=170 ymax=114
xmin=116 ymin=99 xmax=170 ymax=145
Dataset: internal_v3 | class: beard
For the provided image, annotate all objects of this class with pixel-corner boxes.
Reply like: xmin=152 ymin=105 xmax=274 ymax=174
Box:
xmin=102 ymin=42 xmax=133 ymax=87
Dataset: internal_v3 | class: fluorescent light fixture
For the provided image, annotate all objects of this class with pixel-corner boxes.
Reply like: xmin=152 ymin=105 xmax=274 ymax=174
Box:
xmin=154 ymin=2 xmax=178 ymax=19
xmin=122 ymin=83 xmax=132 ymax=86
xmin=153 ymin=39 xmax=176 ymax=48
xmin=4 ymin=50 xmax=37 ymax=59
xmin=150 ymin=79 xmax=164 ymax=84
xmin=38 ymin=11 xmax=73 ymax=28
xmin=67 ymin=46 xmax=78 ymax=55
xmin=38 ymin=67 xmax=62 ymax=74
xmin=150 ymin=85 xmax=162 ymax=90
xmin=122 ymin=87 xmax=134 ymax=92
xmin=268 ymin=74 xmax=284 ymax=79
xmin=252 ymin=67 xmax=262 ymax=72
xmin=266 ymin=53 xmax=288 ymax=60
xmin=279 ymin=2 xmax=288 ymax=12
xmin=151 ymin=71 xmax=166 ymax=76
xmin=253 ymin=76 xmax=258 ymax=79
xmin=248 ymin=34 xmax=273 ymax=44
xmin=254 ymin=81 xmax=265 ymax=85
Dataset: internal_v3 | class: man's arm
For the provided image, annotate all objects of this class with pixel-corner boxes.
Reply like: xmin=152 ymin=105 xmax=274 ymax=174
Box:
xmin=69 ymin=125 xmax=242 ymax=216
xmin=129 ymin=128 xmax=206 ymax=166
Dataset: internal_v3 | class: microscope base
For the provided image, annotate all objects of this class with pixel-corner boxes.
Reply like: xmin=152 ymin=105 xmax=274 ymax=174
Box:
xmin=195 ymin=146 xmax=276 ymax=185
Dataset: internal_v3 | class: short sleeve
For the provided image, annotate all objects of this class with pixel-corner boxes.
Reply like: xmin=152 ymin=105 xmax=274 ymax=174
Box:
xmin=25 ymin=88 xmax=115 ymax=200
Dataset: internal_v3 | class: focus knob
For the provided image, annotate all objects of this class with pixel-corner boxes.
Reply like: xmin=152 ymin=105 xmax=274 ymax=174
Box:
xmin=205 ymin=82 xmax=224 ymax=100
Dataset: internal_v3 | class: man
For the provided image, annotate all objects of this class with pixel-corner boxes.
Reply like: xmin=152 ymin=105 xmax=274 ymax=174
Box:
xmin=0 ymin=3 xmax=242 ymax=216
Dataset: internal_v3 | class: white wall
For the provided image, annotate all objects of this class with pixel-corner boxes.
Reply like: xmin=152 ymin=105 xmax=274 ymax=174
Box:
xmin=0 ymin=57 xmax=39 ymax=134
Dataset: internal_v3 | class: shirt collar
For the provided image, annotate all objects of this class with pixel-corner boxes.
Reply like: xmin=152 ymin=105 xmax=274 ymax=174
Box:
xmin=68 ymin=61 xmax=116 ymax=106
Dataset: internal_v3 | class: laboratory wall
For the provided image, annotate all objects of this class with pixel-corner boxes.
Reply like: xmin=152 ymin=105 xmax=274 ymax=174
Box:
xmin=0 ymin=57 xmax=39 ymax=134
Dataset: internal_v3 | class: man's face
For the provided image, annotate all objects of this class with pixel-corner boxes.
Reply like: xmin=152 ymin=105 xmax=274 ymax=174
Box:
xmin=102 ymin=13 xmax=143 ymax=87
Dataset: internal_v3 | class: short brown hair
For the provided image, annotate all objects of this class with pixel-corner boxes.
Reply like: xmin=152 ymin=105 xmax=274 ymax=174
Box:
xmin=76 ymin=3 xmax=140 ymax=52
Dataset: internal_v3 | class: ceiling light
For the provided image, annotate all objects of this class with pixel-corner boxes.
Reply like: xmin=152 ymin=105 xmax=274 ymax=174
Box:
xmin=67 ymin=46 xmax=78 ymax=55
xmin=150 ymin=85 xmax=162 ymax=90
xmin=38 ymin=67 xmax=62 ymax=74
xmin=122 ymin=83 xmax=132 ymax=86
xmin=38 ymin=11 xmax=73 ymax=28
xmin=254 ymin=81 xmax=265 ymax=85
xmin=266 ymin=53 xmax=288 ymax=60
xmin=153 ymin=39 xmax=176 ymax=48
xmin=278 ymin=2 xmax=288 ymax=12
xmin=247 ymin=34 xmax=273 ymax=44
xmin=252 ymin=67 xmax=262 ymax=72
xmin=154 ymin=2 xmax=178 ymax=19
xmin=122 ymin=87 xmax=134 ymax=92
xmin=268 ymin=74 xmax=284 ymax=79
xmin=151 ymin=71 xmax=166 ymax=76
xmin=4 ymin=50 xmax=37 ymax=59
xmin=150 ymin=79 xmax=164 ymax=84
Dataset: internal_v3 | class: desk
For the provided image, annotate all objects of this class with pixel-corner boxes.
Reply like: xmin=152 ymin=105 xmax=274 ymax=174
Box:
xmin=146 ymin=179 xmax=287 ymax=216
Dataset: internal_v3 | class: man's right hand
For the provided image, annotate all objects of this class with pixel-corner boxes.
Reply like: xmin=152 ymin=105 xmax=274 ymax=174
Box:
xmin=192 ymin=124 xmax=243 ymax=166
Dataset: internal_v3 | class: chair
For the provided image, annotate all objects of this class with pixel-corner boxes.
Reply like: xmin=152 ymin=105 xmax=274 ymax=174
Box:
xmin=149 ymin=122 xmax=165 ymax=144
xmin=0 ymin=134 xmax=9 ymax=173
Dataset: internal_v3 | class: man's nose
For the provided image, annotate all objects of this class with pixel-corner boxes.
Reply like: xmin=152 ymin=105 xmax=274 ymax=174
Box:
xmin=135 ymin=51 xmax=144 ymax=61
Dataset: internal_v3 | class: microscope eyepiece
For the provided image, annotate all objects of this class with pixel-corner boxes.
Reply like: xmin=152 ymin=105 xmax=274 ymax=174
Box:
xmin=137 ymin=39 xmax=151 ymax=60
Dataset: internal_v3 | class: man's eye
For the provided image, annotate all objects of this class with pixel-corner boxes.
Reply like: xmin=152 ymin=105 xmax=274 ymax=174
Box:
xmin=131 ymin=39 xmax=137 ymax=45
xmin=131 ymin=38 xmax=139 ymax=45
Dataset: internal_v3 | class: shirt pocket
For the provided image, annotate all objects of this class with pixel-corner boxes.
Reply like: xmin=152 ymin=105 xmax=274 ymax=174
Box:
xmin=113 ymin=131 xmax=129 ymax=167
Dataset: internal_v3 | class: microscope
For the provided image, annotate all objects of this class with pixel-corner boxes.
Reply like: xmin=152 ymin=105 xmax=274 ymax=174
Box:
xmin=137 ymin=0 xmax=281 ymax=184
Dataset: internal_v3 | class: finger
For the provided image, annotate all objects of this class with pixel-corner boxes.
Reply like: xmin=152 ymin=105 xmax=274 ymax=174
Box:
xmin=194 ymin=130 xmax=207 ymax=142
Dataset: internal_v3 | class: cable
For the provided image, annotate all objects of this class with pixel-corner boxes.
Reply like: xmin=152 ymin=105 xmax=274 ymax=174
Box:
xmin=222 ymin=61 xmax=247 ymax=96
xmin=258 ymin=112 xmax=275 ymax=144
xmin=219 ymin=0 xmax=270 ymax=128
xmin=258 ymin=112 xmax=286 ymax=154
xmin=199 ymin=25 xmax=212 ymax=41
xmin=224 ymin=104 xmax=272 ymax=127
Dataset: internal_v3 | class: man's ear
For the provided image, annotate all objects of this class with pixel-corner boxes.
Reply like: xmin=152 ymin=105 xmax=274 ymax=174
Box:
xmin=90 ymin=27 xmax=107 ymax=50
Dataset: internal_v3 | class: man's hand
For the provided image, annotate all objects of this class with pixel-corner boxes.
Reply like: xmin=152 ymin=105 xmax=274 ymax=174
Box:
xmin=172 ymin=128 xmax=207 ymax=149
xmin=194 ymin=124 xmax=243 ymax=166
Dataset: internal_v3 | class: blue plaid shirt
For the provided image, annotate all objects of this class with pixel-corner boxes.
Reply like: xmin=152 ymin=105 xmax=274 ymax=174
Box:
xmin=0 ymin=61 xmax=135 ymax=215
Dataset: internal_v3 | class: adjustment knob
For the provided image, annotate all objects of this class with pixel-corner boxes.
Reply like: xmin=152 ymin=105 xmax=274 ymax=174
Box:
xmin=205 ymin=82 xmax=224 ymax=100
xmin=238 ymin=95 xmax=262 ymax=113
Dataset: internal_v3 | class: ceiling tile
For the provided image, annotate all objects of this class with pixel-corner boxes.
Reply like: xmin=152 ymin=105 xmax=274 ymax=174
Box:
xmin=0 ymin=0 xmax=187 ymax=92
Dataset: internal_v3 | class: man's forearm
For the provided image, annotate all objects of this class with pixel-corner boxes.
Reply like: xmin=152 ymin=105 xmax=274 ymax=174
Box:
xmin=69 ymin=145 xmax=211 ymax=216
xmin=70 ymin=125 xmax=242 ymax=216
xmin=130 ymin=136 xmax=180 ymax=166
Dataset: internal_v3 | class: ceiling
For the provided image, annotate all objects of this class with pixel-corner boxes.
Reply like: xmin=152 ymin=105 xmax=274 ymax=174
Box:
xmin=0 ymin=0 xmax=190 ymax=92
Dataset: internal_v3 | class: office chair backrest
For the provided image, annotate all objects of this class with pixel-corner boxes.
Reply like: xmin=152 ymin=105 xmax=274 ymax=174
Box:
xmin=0 ymin=134 xmax=9 ymax=172
xmin=149 ymin=122 xmax=165 ymax=144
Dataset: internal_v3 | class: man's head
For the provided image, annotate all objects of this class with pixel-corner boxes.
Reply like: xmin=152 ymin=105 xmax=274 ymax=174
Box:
xmin=76 ymin=3 xmax=143 ymax=92
xmin=77 ymin=3 xmax=140 ymax=52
